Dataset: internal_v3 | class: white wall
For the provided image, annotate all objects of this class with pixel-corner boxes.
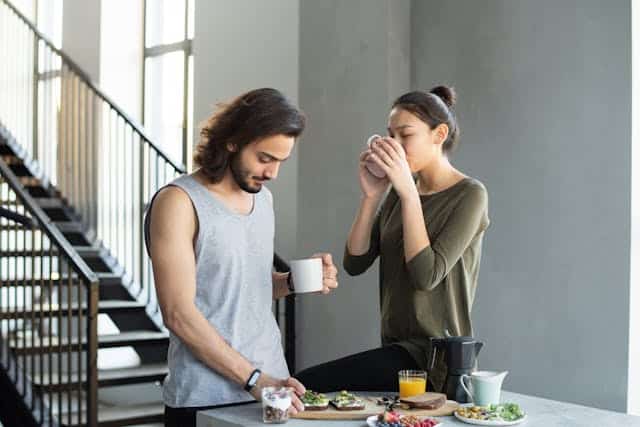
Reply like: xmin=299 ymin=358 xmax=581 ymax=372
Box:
xmin=193 ymin=0 xmax=300 ymax=259
xmin=412 ymin=0 xmax=631 ymax=412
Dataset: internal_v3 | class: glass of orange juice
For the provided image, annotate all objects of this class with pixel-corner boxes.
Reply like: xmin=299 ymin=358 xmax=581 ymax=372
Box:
xmin=398 ymin=370 xmax=427 ymax=398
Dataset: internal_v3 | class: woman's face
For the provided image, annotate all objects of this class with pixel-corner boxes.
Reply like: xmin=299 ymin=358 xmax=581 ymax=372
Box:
xmin=387 ymin=107 xmax=448 ymax=173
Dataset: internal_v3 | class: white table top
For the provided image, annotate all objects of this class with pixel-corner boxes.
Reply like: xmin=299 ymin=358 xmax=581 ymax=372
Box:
xmin=196 ymin=391 xmax=640 ymax=427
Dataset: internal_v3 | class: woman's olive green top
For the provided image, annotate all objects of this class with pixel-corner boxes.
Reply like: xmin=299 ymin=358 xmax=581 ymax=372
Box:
xmin=343 ymin=177 xmax=490 ymax=392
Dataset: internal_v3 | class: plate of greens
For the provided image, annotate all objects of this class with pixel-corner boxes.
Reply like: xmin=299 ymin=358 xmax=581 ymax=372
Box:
xmin=454 ymin=403 xmax=527 ymax=426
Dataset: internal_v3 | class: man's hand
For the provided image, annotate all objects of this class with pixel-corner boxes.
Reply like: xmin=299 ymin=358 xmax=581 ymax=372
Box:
xmin=251 ymin=373 xmax=306 ymax=414
xmin=312 ymin=253 xmax=339 ymax=295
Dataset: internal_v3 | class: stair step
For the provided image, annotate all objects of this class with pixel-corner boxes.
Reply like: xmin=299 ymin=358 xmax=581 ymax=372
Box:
xmin=33 ymin=363 xmax=168 ymax=391
xmin=0 ymin=245 xmax=103 ymax=260
xmin=18 ymin=176 xmax=40 ymax=186
xmin=0 ymin=271 xmax=123 ymax=286
xmin=99 ymin=272 xmax=124 ymax=285
xmin=0 ymin=300 xmax=146 ymax=319
xmin=10 ymin=330 xmax=169 ymax=355
xmin=54 ymin=401 xmax=164 ymax=427
xmin=1 ymin=281 xmax=133 ymax=301
xmin=74 ymin=245 xmax=103 ymax=258
xmin=0 ymin=143 xmax=16 ymax=155
xmin=8 ymin=162 xmax=32 ymax=177
xmin=34 ymin=197 xmax=65 ymax=209
xmin=0 ymin=154 xmax=20 ymax=164
xmin=1 ymin=271 xmax=122 ymax=285
xmin=32 ymin=197 xmax=76 ymax=222
xmin=54 ymin=221 xmax=85 ymax=233
xmin=43 ymin=207 xmax=73 ymax=222
xmin=62 ymin=232 xmax=91 ymax=246
xmin=0 ymin=249 xmax=105 ymax=262
xmin=25 ymin=184 xmax=53 ymax=198
xmin=84 ymin=259 xmax=113 ymax=273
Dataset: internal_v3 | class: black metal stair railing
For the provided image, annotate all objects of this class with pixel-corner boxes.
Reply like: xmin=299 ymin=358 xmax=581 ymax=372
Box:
xmin=0 ymin=155 xmax=100 ymax=426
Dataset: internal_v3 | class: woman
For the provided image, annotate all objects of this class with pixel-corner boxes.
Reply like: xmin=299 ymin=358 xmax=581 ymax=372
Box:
xmin=296 ymin=86 xmax=490 ymax=393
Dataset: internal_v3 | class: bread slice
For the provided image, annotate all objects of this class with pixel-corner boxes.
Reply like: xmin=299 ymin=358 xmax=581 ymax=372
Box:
xmin=301 ymin=391 xmax=329 ymax=411
xmin=330 ymin=400 xmax=366 ymax=411
xmin=399 ymin=392 xmax=446 ymax=410
xmin=303 ymin=403 xmax=329 ymax=411
xmin=330 ymin=391 xmax=365 ymax=411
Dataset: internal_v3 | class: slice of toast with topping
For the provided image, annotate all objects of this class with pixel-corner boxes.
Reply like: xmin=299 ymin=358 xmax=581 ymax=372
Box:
xmin=301 ymin=390 xmax=329 ymax=411
xmin=330 ymin=390 xmax=365 ymax=411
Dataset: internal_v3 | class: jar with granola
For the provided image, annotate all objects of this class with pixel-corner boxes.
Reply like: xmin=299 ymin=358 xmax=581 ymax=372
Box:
xmin=261 ymin=387 xmax=292 ymax=424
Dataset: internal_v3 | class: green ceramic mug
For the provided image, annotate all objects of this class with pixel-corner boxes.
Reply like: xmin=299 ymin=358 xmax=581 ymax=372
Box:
xmin=460 ymin=371 xmax=508 ymax=407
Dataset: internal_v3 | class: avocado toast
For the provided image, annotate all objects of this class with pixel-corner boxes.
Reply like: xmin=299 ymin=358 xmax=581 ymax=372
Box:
xmin=301 ymin=390 xmax=329 ymax=411
xmin=330 ymin=390 xmax=365 ymax=411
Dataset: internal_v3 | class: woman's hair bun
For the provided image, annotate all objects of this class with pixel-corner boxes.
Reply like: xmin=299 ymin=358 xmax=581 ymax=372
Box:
xmin=430 ymin=85 xmax=457 ymax=108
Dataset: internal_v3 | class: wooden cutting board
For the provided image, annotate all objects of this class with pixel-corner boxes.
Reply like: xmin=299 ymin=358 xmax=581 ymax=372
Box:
xmin=291 ymin=397 xmax=459 ymax=420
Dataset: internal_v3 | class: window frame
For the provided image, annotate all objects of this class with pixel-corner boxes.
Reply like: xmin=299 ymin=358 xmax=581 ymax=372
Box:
xmin=141 ymin=0 xmax=193 ymax=170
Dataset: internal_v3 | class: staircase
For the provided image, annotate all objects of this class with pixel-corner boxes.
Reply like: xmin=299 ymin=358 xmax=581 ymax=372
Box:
xmin=1 ymin=129 xmax=168 ymax=426
xmin=0 ymin=0 xmax=181 ymax=422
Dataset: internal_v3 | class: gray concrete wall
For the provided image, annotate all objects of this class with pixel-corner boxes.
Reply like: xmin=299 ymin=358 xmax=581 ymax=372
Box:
xmin=62 ymin=0 xmax=101 ymax=81
xmin=411 ymin=0 xmax=631 ymax=412
xmin=297 ymin=0 xmax=410 ymax=370
xmin=630 ymin=0 xmax=640 ymax=415
xmin=193 ymin=0 xmax=300 ymax=259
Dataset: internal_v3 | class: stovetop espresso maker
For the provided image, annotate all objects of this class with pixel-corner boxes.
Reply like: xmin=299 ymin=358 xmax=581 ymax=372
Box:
xmin=429 ymin=335 xmax=483 ymax=403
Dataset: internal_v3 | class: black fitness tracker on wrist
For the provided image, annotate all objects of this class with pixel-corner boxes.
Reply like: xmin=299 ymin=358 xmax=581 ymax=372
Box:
xmin=244 ymin=369 xmax=261 ymax=392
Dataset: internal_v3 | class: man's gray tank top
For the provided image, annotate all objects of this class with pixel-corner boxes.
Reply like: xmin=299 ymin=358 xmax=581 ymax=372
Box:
xmin=145 ymin=174 xmax=289 ymax=408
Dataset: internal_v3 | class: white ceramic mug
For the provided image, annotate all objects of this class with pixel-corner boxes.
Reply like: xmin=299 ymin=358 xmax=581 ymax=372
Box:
xmin=289 ymin=258 xmax=323 ymax=293
xmin=364 ymin=134 xmax=387 ymax=178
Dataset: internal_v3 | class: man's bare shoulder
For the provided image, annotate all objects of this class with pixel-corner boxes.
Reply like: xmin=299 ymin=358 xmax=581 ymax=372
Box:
xmin=150 ymin=186 xmax=196 ymax=235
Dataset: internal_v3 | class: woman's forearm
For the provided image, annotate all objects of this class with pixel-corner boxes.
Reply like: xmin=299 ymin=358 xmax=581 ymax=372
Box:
xmin=400 ymin=193 xmax=431 ymax=261
xmin=347 ymin=196 xmax=382 ymax=255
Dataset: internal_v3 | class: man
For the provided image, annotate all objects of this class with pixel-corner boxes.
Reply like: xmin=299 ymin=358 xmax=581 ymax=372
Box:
xmin=145 ymin=88 xmax=339 ymax=427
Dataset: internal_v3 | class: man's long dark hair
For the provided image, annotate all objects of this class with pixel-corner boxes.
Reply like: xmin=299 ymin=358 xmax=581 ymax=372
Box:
xmin=194 ymin=88 xmax=306 ymax=182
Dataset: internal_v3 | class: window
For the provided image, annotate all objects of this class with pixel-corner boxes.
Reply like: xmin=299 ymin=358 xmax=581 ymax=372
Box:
xmin=12 ymin=0 xmax=62 ymax=47
xmin=143 ymin=0 xmax=194 ymax=170
xmin=10 ymin=0 xmax=63 ymax=184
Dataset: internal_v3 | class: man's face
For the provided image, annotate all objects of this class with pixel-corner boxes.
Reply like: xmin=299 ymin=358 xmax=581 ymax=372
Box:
xmin=230 ymin=134 xmax=295 ymax=193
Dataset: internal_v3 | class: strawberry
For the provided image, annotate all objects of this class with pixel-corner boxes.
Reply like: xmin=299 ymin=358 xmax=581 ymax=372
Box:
xmin=383 ymin=410 xmax=400 ymax=423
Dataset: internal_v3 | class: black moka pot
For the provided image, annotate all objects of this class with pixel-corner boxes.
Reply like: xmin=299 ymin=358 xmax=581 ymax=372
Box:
xmin=429 ymin=336 xmax=483 ymax=403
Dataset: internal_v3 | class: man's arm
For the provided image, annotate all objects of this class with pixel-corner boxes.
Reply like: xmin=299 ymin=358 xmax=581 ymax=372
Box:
xmin=149 ymin=187 xmax=304 ymax=406
xmin=272 ymin=272 xmax=291 ymax=300
xmin=272 ymin=254 xmax=339 ymax=299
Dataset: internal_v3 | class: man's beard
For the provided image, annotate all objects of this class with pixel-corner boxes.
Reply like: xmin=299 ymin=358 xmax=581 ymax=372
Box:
xmin=230 ymin=155 xmax=265 ymax=194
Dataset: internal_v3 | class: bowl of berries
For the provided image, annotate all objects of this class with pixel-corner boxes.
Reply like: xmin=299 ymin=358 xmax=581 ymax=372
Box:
xmin=366 ymin=410 xmax=442 ymax=427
